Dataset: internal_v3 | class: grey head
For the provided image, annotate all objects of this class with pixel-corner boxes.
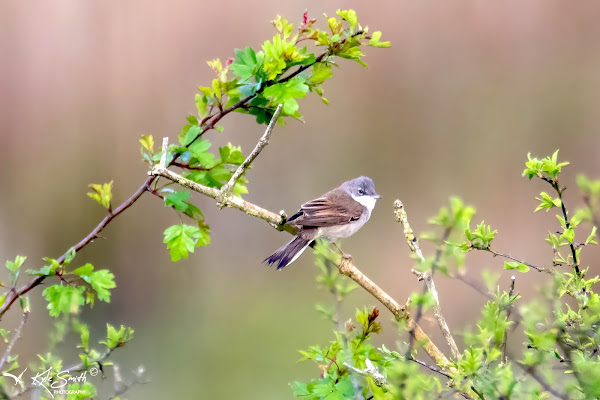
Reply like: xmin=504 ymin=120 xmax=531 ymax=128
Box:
xmin=341 ymin=176 xmax=381 ymax=200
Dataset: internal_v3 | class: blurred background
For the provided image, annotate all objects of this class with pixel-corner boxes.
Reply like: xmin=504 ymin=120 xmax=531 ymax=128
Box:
xmin=1 ymin=0 xmax=600 ymax=398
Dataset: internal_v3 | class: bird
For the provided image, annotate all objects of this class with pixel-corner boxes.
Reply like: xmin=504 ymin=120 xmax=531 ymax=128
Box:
xmin=264 ymin=176 xmax=381 ymax=270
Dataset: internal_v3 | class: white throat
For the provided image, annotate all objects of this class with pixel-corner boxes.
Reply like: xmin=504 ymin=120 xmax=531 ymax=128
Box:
xmin=351 ymin=194 xmax=377 ymax=213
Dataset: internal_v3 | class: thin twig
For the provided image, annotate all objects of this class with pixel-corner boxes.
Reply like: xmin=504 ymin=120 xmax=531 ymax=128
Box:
xmin=408 ymin=357 xmax=451 ymax=379
xmin=393 ymin=200 xmax=461 ymax=360
xmin=220 ymin=104 xmax=283 ymax=198
xmin=171 ymin=161 xmax=210 ymax=171
xmin=502 ymin=276 xmax=516 ymax=364
xmin=0 ymin=311 xmax=29 ymax=372
xmin=484 ymin=249 xmax=550 ymax=274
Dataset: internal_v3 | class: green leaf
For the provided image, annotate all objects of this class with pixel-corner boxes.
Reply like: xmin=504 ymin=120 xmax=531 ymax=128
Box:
xmin=66 ymin=381 xmax=97 ymax=399
xmin=262 ymin=34 xmax=308 ymax=80
xmin=188 ymin=138 xmax=211 ymax=156
xmin=368 ymin=31 xmax=391 ymax=48
xmin=77 ymin=324 xmax=90 ymax=352
xmin=231 ymin=47 xmax=265 ymax=81
xmin=219 ymin=143 xmax=245 ymax=165
xmin=263 ymin=77 xmax=309 ymax=117
xmin=87 ymin=181 xmax=113 ymax=209
xmin=504 ymin=261 xmax=530 ymax=273
xmin=72 ymin=264 xmax=116 ymax=303
xmin=534 ymin=192 xmax=560 ymax=212
xmin=189 ymin=139 xmax=217 ymax=168
xmin=27 ymin=257 xmax=60 ymax=277
xmin=164 ymin=191 xmax=192 ymax=212
xmin=164 ymin=191 xmax=204 ymax=220
xmin=101 ymin=324 xmax=134 ymax=349
xmin=181 ymin=125 xmax=201 ymax=147
xmin=6 ymin=255 xmax=26 ymax=273
xmin=410 ymin=291 xmax=436 ymax=310
xmin=42 ymin=285 xmax=85 ymax=317
xmin=561 ymin=227 xmax=575 ymax=243
xmin=586 ymin=226 xmax=597 ymax=245
xmin=290 ymin=381 xmax=311 ymax=396
xmin=139 ymin=134 xmax=154 ymax=153
xmin=336 ymin=9 xmax=358 ymax=30
xmin=163 ymin=224 xmax=210 ymax=262
xmin=6 ymin=255 xmax=26 ymax=285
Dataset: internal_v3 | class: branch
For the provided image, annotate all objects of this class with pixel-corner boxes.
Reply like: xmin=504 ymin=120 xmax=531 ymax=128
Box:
xmin=0 ymin=310 xmax=29 ymax=372
xmin=393 ymin=200 xmax=461 ymax=359
xmin=151 ymin=158 xmax=295 ymax=235
xmin=151 ymin=156 xmax=450 ymax=368
xmin=0 ymin=47 xmax=339 ymax=319
xmin=220 ymin=104 xmax=283 ymax=198
xmin=0 ymin=176 xmax=153 ymax=319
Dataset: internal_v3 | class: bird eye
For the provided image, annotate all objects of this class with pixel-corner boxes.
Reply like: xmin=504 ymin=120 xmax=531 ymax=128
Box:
xmin=358 ymin=188 xmax=364 ymax=195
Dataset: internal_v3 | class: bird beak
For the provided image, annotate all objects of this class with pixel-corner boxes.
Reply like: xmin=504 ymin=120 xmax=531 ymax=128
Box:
xmin=374 ymin=194 xmax=382 ymax=200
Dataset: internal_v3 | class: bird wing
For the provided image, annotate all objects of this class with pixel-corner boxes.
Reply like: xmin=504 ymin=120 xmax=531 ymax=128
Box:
xmin=288 ymin=190 xmax=364 ymax=227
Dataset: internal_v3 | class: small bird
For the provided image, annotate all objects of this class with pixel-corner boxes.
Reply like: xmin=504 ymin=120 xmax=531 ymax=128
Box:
xmin=264 ymin=176 xmax=381 ymax=269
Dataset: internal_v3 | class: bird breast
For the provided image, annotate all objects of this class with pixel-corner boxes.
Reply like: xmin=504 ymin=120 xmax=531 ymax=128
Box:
xmin=317 ymin=208 xmax=370 ymax=240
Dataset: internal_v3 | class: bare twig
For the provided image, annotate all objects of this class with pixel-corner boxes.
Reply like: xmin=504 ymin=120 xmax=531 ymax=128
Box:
xmin=393 ymin=200 xmax=461 ymax=360
xmin=0 ymin=310 xmax=29 ymax=372
xmin=220 ymin=104 xmax=283 ymax=199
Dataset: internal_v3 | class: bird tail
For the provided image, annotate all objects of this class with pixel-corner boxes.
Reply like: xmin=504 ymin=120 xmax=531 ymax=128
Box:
xmin=264 ymin=232 xmax=313 ymax=270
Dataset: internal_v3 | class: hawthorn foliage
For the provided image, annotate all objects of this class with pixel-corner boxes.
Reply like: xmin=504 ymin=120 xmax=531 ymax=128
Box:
xmin=294 ymin=153 xmax=600 ymax=400
xmin=0 ymin=10 xmax=389 ymax=399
